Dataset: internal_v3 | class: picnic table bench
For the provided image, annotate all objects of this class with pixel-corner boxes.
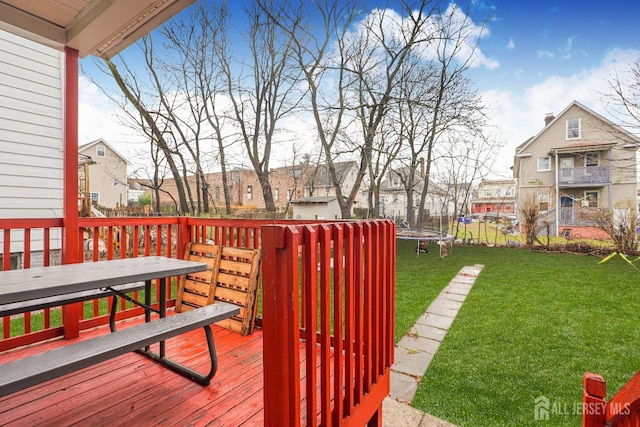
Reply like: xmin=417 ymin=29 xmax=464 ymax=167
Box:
xmin=0 ymin=256 xmax=239 ymax=398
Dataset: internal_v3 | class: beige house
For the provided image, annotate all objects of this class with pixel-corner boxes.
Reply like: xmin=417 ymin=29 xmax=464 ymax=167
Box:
xmin=78 ymin=139 xmax=128 ymax=209
xmin=513 ymin=101 xmax=640 ymax=238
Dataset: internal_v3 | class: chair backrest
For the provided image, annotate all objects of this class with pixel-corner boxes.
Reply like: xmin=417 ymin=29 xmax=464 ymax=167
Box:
xmin=175 ymin=243 xmax=262 ymax=336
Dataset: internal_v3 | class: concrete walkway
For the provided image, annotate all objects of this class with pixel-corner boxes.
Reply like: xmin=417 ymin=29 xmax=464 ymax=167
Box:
xmin=383 ymin=264 xmax=484 ymax=427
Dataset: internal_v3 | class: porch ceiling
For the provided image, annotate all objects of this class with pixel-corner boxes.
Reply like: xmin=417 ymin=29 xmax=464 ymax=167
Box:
xmin=549 ymin=141 xmax=616 ymax=155
xmin=0 ymin=0 xmax=195 ymax=58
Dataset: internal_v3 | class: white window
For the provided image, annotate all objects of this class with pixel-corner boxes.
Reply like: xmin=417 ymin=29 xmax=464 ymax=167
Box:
xmin=97 ymin=145 xmax=105 ymax=157
xmin=566 ymin=118 xmax=581 ymax=140
xmin=585 ymin=152 xmax=599 ymax=167
xmin=538 ymin=157 xmax=551 ymax=171
xmin=287 ymin=190 xmax=292 ymax=200
xmin=538 ymin=193 xmax=550 ymax=211
xmin=247 ymin=185 xmax=253 ymax=200
xmin=484 ymin=189 xmax=493 ymax=197
xmin=274 ymin=188 xmax=279 ymax=201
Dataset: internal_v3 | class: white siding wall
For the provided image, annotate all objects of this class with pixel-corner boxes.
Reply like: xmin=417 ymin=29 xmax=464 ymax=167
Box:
xmin=293 ymin=200 xmax=342 ymax=220
xmin=0 ymin=30 xmax=64 ymax=258
xmin=0 ymin=29 xmax=64 ymax=219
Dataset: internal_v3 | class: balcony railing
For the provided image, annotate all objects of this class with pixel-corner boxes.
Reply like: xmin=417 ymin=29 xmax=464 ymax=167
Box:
xmin=558 ymin=166 xmax=610 ymax=186
xmin=559 ymin=207 xmax=609 ymax=226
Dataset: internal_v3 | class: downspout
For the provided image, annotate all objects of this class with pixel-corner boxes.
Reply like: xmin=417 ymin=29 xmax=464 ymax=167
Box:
xmin=62 ymin=47 xmax=81 ymax=339
xmin=554 ymin=151 xmax=559 ymax=237
xmin=607 ymin=148 xmax=612 ymax=211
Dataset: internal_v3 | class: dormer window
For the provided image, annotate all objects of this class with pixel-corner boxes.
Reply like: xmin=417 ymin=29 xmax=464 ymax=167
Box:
xmin=566 ymin=118 xmax=581 ymax=140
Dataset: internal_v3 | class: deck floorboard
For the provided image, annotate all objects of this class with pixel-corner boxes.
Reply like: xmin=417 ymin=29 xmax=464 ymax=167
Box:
xmin=0 ymin=314 xmax=342 ymax=426
xmin=0 ymin=315 xmax=268 ymax=427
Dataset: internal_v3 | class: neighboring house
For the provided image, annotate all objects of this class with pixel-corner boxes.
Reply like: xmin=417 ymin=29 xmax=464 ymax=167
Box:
xmin=470 ymin=179 xmax=516 ymax=216
xmin=153 ymin=164 xmax=314 ymax=213
xmin=0 ymin=29 xmax=65 ymax=267
xmin=376 ymin=167 xmax=465 ymax=222
xmin=513 ymin=101 xmax=640 ymax=238
xmin=291 ymin=197 xmax=343 ymax=220
xmin=127 ymin=179 xmax=148 ymax=203
xmin=78 ymin=139 xmax=129 ymax=209
xmin=305 ymin=161 xmax=358 ymax=199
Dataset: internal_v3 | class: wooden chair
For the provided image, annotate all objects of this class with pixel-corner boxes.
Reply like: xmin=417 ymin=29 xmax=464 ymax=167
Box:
xmin=175 ymin=243 xmax=261 ymax=336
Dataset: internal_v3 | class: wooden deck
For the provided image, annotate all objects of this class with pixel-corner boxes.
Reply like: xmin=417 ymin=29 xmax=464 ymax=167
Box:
xmin=0 ymin=315 xmax=268 ymax=426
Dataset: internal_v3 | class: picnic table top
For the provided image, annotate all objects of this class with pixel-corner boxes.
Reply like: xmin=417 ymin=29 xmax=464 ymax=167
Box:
xmin=0 ymin=256 xmax=207 ymax=305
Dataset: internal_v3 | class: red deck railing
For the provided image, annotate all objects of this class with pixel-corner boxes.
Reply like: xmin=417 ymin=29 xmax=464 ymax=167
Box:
xmin=583 ymin=372 xmax=640 ymax=426
xmin=262 ymin=220 xmax=395 ymax=426
xmin=0 ymin=216 xmax=395 ymax=426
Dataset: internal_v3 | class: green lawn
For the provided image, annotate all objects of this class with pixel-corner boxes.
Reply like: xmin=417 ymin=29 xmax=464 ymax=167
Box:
xmin=395 ymin=240 xmax=640 ymax=427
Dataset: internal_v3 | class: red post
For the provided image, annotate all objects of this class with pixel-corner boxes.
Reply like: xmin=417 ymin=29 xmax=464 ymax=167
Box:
xmin=177 ymin=217 xmax=190 ymax=259
xmin=583 ymin=372 xmax=606 ymax=427
xmin=62 ymin=46 xmax=81 ymax=339
xmin=262 ymin=225 xmax=301 ymax=426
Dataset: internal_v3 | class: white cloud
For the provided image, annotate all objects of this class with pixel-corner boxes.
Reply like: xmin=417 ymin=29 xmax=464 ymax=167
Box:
xmin=561 ymin=37 xmax=574 ymax=59
xmin=506 ymin=38 xmax=515 ymax=50
xmin=78 ymin=76 xmax=147 ymax=161
xmin=537 ymin=50 xmax=554 ymax=59
xmin=349 ymin=4 xmax=498 ymax=71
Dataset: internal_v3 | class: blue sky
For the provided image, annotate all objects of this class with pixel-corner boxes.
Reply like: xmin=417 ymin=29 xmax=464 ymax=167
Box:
xmin=78 ymin=0 xmax=640 ymax=178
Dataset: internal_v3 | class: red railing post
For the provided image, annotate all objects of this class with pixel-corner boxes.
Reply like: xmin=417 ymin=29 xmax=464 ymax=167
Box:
xmin=62 ymin=46 xmax=81 ymax=340
xmin=583 ymin=372 xmax=606 ymax=427
xmin=262 ymin=225 xmax=301 ymax=426
xmin=177 ymin=217 xmax=190 ymax=259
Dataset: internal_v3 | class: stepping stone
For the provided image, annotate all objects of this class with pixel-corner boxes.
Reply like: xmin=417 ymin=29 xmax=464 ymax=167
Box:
xmin=410 ymin=323 xmax=447 ymax=341
xmin=398 ymin=335 xmax=441 ymax=354
xmin=389 ymin=372 xmax=420 ymax=403
xmin=416 ymin=312 xmax=455 ymax=330
xmin=393 ymin=346 xmax=434 ymax=377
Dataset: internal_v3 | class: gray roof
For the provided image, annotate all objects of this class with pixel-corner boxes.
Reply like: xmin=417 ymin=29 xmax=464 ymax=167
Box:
xmin=290 ymin=196 xmax=337 ymax=204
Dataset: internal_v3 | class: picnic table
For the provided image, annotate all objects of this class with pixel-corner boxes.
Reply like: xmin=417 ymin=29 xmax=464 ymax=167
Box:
xmin=0 ymin=256 xmax=239 ymax=397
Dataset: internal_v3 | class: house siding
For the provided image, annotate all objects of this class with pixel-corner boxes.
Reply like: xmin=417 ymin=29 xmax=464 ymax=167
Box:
xmin=0 ymin=29 xmax=64 ymax=219
xmin=293 ymin=200 xmax=342 ymax=220
xmin=0 ymin=29 xmax=64 ymax=259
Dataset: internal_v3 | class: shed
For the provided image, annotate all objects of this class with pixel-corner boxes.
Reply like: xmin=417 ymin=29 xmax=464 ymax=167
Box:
xmin=291 ymin=196 xmax=343 ymax=220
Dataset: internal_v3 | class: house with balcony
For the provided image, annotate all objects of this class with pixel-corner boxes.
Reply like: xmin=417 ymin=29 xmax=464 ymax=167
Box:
xmin=513 ymin=101 xmax=640 ymax=238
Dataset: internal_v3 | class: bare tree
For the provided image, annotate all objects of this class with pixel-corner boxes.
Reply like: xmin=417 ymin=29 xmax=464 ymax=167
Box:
xmin=216 ymin=2 xmax=304 ymax=212
xmin=161 ymin=2 xmax=234 ymax=214
xmin=413 ymin=4 xmax=490 ymax=228
xmin=581 ymin=200 xmax=639 ymax=253
xmin=604 ymin=61 xmax=640 ymax=134
xmin=105 ymin=58 xmax=191 ymax=214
